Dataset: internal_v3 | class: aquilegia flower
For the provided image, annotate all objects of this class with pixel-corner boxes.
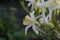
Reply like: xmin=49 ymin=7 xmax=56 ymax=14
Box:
xmin=23 ymin=11 xmax=45 ymax=35
xmin=23 ymin=11 xmax=39 ymax=35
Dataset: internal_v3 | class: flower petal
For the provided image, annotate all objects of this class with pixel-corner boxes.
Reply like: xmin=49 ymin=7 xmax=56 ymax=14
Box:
xmin=36 ymin=15 xmax=42 ymax=19
xmin=30 ymin=11 xmax=35 ymax=18
xmin=25 ymin=25 xmax=31 ymax=35
xmin=40 ymin=17 xmax=45 ymax=23
xmin=32 ymin=25 xmax=39 ymax=35
xmin=35 ymin=26 xmax=46 ymax=34
xmin=28 ymin=3 xmax=31 ymax=7
xmin=49 ymin=9 xmax=52 ymax=20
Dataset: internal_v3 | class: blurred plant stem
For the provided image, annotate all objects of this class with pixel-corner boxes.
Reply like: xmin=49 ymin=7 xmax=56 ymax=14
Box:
xmin=20 ymin=1 xmax=30 ymax=16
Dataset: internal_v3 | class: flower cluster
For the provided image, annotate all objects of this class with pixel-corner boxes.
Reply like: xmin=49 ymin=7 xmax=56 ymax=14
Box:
xmin=23 ymin=0 xmax=60 ymax=35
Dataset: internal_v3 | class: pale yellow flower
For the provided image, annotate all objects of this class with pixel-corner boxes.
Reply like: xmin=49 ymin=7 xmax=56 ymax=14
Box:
xmin=23 ymin=11 xmax=40 ymax=35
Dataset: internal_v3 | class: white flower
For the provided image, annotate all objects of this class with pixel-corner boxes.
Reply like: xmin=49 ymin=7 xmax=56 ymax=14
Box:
xmin=43 ymin=0 xmax=54 ymax=21
xmin=36 ymin=0 xmax=47 ymax=23
xmin=37 ymin=0 xmax=60 ymax=21
xmin=23 ymin=11 xmax=39 ymax=35
xmin=36 ymin=0 xmax=53 ymax=22
xmin=23 ymin=11 xmax=45 ymax=35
